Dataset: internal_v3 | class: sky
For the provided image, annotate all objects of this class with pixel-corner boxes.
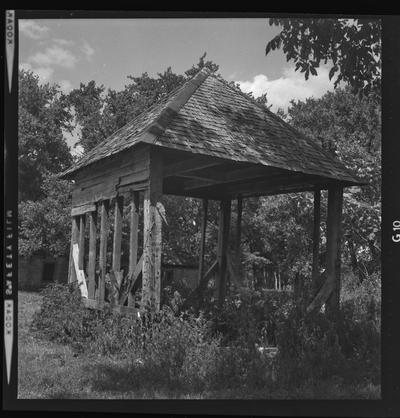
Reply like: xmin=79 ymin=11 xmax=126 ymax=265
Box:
xmin=19 ymin=18 xmax=337 ymax=151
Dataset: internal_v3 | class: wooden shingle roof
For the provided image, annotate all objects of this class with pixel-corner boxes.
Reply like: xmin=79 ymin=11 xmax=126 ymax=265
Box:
xmin=61 ymin=68 xmax=362 ymax=185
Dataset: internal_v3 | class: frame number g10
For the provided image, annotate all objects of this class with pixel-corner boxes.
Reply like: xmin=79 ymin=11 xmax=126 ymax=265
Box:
xmin=392 ymin=220 xmax=400 ymax=243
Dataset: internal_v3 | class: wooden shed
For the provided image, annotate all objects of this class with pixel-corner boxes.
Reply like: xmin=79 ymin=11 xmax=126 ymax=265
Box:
xmin=60 ymin=68 xmax=364 ymax=316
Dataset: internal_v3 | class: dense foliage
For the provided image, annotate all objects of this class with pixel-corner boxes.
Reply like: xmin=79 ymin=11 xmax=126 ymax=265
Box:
xmin=266 ymin=18 xmax=381 ymax=96
xmin=18 ymin=70 xmax=73 ymax=201
xmin=18 ymin=175 xmax=71 ymax=258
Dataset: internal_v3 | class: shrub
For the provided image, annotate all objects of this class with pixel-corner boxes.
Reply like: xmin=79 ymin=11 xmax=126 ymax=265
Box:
xmin=138 ymin=307 xmax=221 ymax=391
xmin=32 ymin=283 xmax=143 ymax=355
xmin=275 ymin=308 xmax=346 ymax=386
xmin=32 ymin=282 xmax=94 ymax=348
xmin=210 ymin=288 xmax=293 ymax=347
xmin=275 ymin=273 xmax=381 ymax=388
xmin=33 ymin=284 xmax=222 ymax=392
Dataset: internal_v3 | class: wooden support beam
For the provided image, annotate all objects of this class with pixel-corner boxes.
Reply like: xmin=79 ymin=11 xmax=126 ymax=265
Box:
xmin=311 ymin=189 xmax=321 ymax=296
xmin=142 ymin=149 xmax=163 ymax=312
xmin=87 ymin=209 xmax=97 ymax=299
xmin=196 ymin=259 xmax=219 ymax=302
xmin=307 ymin=187 xmax=343 ymax=315
xmin=72 ymin=243 xmax=88 ymax=298
xmin=98 ymin=200 xmax=109 ymax=303
xmin=71 ymin=203 xmax=96 ymax=217
xmin=227 ymin=253 xmax=240 ymax=287
xmin=119 ymin=254 xmax=144 ymax=306
xmin=326 ymin=186 xmax=344 ymax=316
xmin=198 ymin=199 xmax=208 ymax=285
xmin=112 ymin=196 xmax=124 ymax=281
xmin=235 ymin=195 xmax=243 ymax=281
xmin=128 ymin=191 xmax=140 ymax=306
xmin=68 ymin=216 xmax=80 ymax=283
xmin=78 ymin=214 xmax=86 ymax=271
xmin=216 ymin=199 xmax=231 ymax=308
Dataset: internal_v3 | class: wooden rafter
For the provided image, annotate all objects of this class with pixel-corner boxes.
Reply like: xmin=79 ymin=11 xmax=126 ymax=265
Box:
xmin=164 ymin=156 xmax=224 ymax=178
xmin=183 ymin=165 xmax=282 ymax=191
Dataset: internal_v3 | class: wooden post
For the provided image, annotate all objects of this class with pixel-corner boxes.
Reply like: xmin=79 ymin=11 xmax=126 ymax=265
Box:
xmin=325 ymin=186 xmax=344 ymax=317
xmin=235 ymin=195 xmax=243 ymax=282
xmin=128 ymin=191 xmax=140 ymax=306
xmin=198 ymin=198 xmax=208 ymax=285
xmin=98 ymin=200 xmax=109 ymax=303
xmin=68 ymin=216 xmax=79 ymax=283
xmin=142 ymin=150 xmax=163 ymax=312
xmin=112 ymin=196 xmax=124 ymax=274
xmin=216 ymin=199 xmax=231 ymax=308
xmin=311 ymin=189 xmax=321 ymax=296
xmin=78 ymin=215 xmax=86 ymax=271
xmin=87 ymin=209 xmax=97 ymax=299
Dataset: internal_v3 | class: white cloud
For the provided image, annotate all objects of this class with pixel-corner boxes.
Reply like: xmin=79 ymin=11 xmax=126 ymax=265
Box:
xmin=19 ymin=20 xmax=49 ymax=39
xmin=34 ymin=67 xmax=55 ymax=83
xmin=53 ymin=38 xmax=74 ymax=46
xmin=58 ymin=79 xmax=73 ymax=93
xmin=237 ymin=66 xmax=335 ymax=112
xmin=81 ymin=42 xmax=95 ymax=60
xmin=29 ymin=45 xmax=78 ymax=69
xmin=19 ymin=62 xmax=54 ymax=83
xmin=19 ymin=62 xmax=32 ymax=71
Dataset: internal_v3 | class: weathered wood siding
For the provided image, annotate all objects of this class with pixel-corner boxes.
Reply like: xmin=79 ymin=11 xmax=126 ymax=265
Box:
xmin=71 ymin=145 xmax=151 ymax=207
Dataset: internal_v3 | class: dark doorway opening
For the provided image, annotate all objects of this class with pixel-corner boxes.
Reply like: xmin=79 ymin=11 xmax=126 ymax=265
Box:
xmin=43 ymin=261 xmax=55 ymax=283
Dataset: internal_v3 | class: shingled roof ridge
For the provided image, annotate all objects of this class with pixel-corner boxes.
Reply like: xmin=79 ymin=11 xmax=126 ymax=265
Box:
xmin=76 ymin=72 xmax=199 ymax=156
xmin=138 ymin=67 xmax=211 ymax=144
xmin=209 ymin=72 xmax=362 ymax=182
xmin=59 ymin=68 xmax=212 ymax=178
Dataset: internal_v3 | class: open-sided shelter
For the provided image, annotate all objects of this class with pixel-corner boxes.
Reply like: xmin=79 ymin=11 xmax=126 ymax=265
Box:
xmin=60 ymin=68 xmax=364 ymax=315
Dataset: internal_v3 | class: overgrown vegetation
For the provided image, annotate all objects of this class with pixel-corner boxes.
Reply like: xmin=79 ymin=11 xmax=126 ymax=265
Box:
xmin=30 ymin=279 xmax=380 ymax=398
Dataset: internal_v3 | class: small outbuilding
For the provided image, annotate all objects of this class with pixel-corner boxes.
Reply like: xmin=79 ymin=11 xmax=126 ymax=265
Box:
xmin=60 ymin=68 xmax=364 ymax=316
xmin=18 ymin=255 xmax=68 ymax=290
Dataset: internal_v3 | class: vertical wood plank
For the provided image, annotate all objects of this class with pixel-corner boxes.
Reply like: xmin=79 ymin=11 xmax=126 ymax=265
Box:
xmin=142 ymin=148 xmax=163 ymax=313
xmin=326 ymin=186 xmax=344 ymax=316
xmin=235 ymin=195 xmax=243 ymax=282
xmin=311 ymin=189 xmax=321 ymax=295
xmin=112 ymin=196 xmax=124 ymax=275
xmin=88 ymin=209 xmax=97 ymax=299
xmin=68 ymin=216 xmax=79 ymax=283
xmin=78 ymin=214 xmax=86 ymax=271
xmin=198 ymin=198 xmax=208 ymax=285
xmin=216 ymin=199 xmax=231 ymax=308
xmin=128 ymin=191 xmax=140 ymax=306
xmin=98 ymin=200 xmax=109 ymax=303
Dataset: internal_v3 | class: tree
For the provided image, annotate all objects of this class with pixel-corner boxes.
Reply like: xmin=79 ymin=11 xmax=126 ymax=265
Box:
xmin=266 ymin=18 xmax=381 ymax=96
xmin=18 ymin=174 xmax=72 ymax=258
xmin=285 ymin=87 xmax=381 ymax=282
xmin=66 ymin=80 xmax=107 ymax=153
xmin=67 ymin=53 xmax=220 ymax=153
xmin=18 ymin=70 xmax=73 ymax=201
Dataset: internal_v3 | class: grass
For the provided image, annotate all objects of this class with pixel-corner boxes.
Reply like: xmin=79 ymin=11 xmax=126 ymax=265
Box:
xmin=18 ymin=290 xmax=380 ymax=399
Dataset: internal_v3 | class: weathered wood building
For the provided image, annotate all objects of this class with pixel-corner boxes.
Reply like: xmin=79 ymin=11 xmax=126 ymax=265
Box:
xmin=60 ymin=68 xmax=364 ymax=315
